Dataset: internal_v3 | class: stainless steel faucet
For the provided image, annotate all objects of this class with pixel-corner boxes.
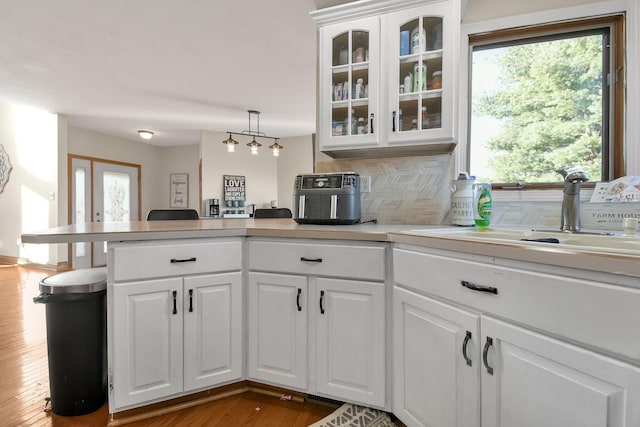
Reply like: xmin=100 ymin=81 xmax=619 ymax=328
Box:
xmin=557 ymin=165 xmax=589 ymax=232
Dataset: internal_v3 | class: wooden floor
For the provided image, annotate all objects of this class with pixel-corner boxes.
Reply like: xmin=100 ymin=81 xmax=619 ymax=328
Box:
xmin=0 ymin=265 xmax=336 ymax=426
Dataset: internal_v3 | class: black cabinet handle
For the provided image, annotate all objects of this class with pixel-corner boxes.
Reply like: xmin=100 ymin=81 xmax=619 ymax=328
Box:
xmin=319 ymin=290 xmax=325 ymax=314
xmin=296 ymin=288 xmax=302 ymax=312
xmin=170 ymin=257 xmax=197 ymax=263
xmin=301 ymin=257 xmax=323 ymax=263
xmin=483 ymin=336 xmax=494 ymax=375
xmin=461 ymin=280 xmax=498 ymax=295
xmin=188 ymin=289 xmax=193 ymax=313
xmin=370 ymin=113 xmax=374 ymax=134
xmin=462 ymin=331 xmax=472 ymax=367
xmin=392 ymin=111 xmax=396 ymax=132
xmin=172 ymin=290 xmax=177 ymax=315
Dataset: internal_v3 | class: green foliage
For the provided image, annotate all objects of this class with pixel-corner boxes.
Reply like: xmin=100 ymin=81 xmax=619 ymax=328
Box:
xmin=473 ymin=35 xmax=603 ymax=183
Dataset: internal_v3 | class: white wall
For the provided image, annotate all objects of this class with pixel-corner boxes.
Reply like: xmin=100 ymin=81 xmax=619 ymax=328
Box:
xmin=200 ymin=130 xmax=279 ymax=211
xmin=277 ymin=135 xmax=314 ymax=211
xmin=0 ymin=100 xmax=60 ymax=264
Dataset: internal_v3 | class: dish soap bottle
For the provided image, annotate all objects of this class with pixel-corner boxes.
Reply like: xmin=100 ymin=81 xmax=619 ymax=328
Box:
xmin=474 ymin=183 xmax=492 ymax=229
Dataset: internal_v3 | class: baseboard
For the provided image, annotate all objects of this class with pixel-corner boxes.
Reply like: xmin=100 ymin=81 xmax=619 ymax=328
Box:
xmin=0 ymin=255 xmax=65 ymax=271
xmin=247 ymin=380 xmax=307 ymax=403
xmin=108 ymin=381 xmax=250 ymax=426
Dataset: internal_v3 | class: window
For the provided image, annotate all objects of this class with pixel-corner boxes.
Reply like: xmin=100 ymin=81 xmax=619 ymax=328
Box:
xmin=467 ymin=15 xmax=625 ymax=189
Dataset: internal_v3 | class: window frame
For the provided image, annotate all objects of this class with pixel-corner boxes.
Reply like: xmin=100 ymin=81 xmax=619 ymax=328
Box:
xmin=457 ymin=1 xmax=638 ymax=200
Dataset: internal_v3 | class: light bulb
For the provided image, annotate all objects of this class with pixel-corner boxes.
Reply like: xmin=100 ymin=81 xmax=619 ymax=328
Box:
xmin=272 ymin=146 xmax=280 ymax=156
xmin=227 ymin=142 xmax=235 ymax=153
xmin=250 ymin=144 xmax=259 ymax=155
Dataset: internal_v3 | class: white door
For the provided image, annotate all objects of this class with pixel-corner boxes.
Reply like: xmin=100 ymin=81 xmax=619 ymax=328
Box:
xmin=314 ymin=277 xmax=385 ymax=407
xmin=393 ymin=286 xmax=480 ymax=427
xmin=248 ymin=272 xmax=308 ymax=390
xmin=70 ymin=156 xmax=140 ymax=268
xmin=112 ymin=278 xmax=183 ymax=410
xmin=183 ymin=272 xmax=242 ymax=392
xmin=481 ymin=316 xmax=640 ymax=427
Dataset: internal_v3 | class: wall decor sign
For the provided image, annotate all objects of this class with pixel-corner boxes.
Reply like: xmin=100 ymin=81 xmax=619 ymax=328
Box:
xmin=224 ymin=175 xmax=246 ymax=201
xmin=170 ymin=173 xmax=189 ymax=208
xmin=0 ymin=144 xmax=12 ymax=194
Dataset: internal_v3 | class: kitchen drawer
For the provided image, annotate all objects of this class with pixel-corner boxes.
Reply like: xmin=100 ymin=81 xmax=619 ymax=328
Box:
xmin=249 ymin=240 xmax=385 ymax=281
xmin=394 ymin=247 xmax=640 ymax=362
xmin=110 ymin=238 xmax=242 ymax=282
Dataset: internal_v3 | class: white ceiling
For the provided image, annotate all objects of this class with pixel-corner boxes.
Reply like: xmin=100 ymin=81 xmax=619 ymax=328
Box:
xmin=0 ymin=0 xmax=355 ymax=147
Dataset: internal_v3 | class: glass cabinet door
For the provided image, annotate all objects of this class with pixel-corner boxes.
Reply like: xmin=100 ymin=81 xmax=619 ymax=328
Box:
xmin=319 ymin=17 xmax=380 ymax=150
xmin=384 ymin=2 xmax=455 ymax=145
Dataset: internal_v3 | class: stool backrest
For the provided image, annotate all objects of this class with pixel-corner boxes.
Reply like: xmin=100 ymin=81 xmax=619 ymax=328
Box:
xmin=253 ymin=208 xmax=292 ymax=218
xmin=147 ymin=209 xmax=199 ymax=220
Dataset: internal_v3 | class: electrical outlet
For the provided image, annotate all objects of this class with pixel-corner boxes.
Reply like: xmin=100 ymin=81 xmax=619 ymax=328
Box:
xmin=359 ymin=175 xmax=371 ymax=193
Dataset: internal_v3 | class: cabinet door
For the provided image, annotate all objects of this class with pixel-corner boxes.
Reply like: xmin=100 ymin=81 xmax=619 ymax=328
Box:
xmin=112 ymin=278 xmax=183 ymax=409
xmin=318 ymin=16 xmax=381 ymax=152
xmin=183 ymin=272 xmax=242 ymax=392
xmin=393 ymin=287 xmax=480 ymax=427
xmin=383 ymin=1 xmax=457 ymax=145
xmin=481 ymin=316 xmax=640 ymax=427
xmin=248 ymin=272 xmax=308 ymax=390
xmin=314 ymin=277 xmax=385 ymax=407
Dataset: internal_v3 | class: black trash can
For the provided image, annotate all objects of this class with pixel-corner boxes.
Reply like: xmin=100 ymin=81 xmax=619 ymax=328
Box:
xmin=34 ymin=267 xmax=107 ymax=416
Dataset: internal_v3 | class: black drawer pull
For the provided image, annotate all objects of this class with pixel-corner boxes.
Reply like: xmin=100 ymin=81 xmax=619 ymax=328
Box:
xmin=462 ymin=331 xmax=472 ymax=367
xmin=171 ymin=257 xmax=197 ymax=263
xmin=172 ymin=290 xmax=178 ymax=315
xmin=461 ymin=280 xmax=498 ymax=294
xmin=296 ymin=288 xmax=302 ymax=312
xmin=188 ymin=289 xmax=193 ymax=313
xmin=319 ymin=290 xmax=325 ymax=314
xmin=301 ymin=257 xmax=323 ymax=263
xmin=483 ymin=336 xmax=494 ymax=375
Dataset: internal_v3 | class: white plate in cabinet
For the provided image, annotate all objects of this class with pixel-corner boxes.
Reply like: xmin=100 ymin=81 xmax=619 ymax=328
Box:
xmin=249 ymin=240 xmax=385 ymax=281
xmin=481 ymin=316 xmax=640 ymax=427
xmin=393 ymin=286 xmax=480 ymax=427
xmin=394 ymin=248 xmax=640 ymax=362
xmin=111 ymin=239 xmax=242 ymax=282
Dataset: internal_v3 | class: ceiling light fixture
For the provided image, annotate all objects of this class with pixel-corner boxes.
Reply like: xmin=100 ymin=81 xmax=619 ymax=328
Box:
xmin=222 ymin=133 xmax=239 ymax=152
xmin=268 ymin=141 xmax=283 ymax=157
xmin=223 ymin=110 xmax=282 ymax=156
xmin=138 ymin=130 xmax=154 ymax=140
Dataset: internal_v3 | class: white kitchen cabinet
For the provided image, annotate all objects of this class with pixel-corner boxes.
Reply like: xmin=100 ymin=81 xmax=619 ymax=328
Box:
xmin=314 ymin=277 xmax=386 ymax=408
xmin=481 ymin=316 xmax=640 ymax=427
xmin=247 ymin=239 xmax=387 ymax=408
xmin=248 ymin=272 xmax=308 ymax=390
xmin=393 ymin=245 xmax=640 ymax=427
xmin=317 ymin=16 xmax=381 ymax=151
xmin=312 ymin=0 xmax=461 ymax=157
xmin=112 ymin=277 xmax=183 ymax=409
xmin=108 ymin=238 xmax=243 ymax=412
xmin=393 ymin=286 xmax=480 ymax=427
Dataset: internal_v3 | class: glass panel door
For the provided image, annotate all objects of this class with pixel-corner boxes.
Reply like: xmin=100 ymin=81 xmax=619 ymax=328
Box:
xmin=69 ymin=156 xmax=140 ymax=268
xmin=93 ymin=161 xmax=139 ymax=266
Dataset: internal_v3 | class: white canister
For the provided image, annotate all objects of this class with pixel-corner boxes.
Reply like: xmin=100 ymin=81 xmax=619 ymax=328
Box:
xmin=450 ymin=172 xmax=476 ymax=226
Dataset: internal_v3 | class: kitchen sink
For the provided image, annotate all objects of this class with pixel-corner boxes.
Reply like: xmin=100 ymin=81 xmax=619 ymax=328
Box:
xmin=404 ymin=227 xmax=640 ymax=256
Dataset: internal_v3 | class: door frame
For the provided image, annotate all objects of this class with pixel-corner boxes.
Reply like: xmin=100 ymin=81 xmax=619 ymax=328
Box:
xmin=67 ymin=154 xmax=142 ymax=267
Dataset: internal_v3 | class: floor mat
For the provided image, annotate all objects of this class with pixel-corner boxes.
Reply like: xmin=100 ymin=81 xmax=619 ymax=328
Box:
xmin=308 ymin=403 xmax=396 ymax=427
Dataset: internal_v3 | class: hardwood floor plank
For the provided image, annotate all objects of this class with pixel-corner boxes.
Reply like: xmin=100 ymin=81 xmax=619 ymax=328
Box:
xmin=0 ymin=266 xmax=336 ymax=426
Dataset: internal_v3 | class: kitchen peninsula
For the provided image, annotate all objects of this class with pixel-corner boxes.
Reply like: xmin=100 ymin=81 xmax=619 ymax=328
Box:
xmin=21 ymin=219 xmax=640 ymax=426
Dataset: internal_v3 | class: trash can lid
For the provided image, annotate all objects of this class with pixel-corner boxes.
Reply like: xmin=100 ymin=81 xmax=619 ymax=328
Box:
xmin=39 ymin=267 xmax=107 ymax=294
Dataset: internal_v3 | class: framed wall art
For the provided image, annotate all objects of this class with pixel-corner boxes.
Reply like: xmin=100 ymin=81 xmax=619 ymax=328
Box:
xmin=0 ymin=144 xmax=12 ymax=194
xmin=170 ymin=173 xmax=189 ymax=208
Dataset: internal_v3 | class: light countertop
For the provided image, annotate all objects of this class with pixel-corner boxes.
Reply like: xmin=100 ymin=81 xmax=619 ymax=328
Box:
xmin=21 ymin=219 xmax=640 ymax=279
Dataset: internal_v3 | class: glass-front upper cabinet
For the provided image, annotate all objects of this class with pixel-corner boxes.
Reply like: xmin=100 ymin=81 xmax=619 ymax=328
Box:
xmin=318 ymin=16 xmax=380 ymax=152
xmin=383 ymin=1 xmax=456 ymax=146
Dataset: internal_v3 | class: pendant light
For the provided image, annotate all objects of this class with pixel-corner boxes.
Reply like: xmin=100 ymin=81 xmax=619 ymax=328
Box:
xmin=223 ymin=110 xmax=283 ymax=156
xmin=222 ymin=133 xmax=239 ymax=152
